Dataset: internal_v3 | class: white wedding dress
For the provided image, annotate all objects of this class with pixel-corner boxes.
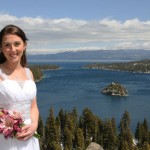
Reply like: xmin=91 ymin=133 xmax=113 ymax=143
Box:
xmin=0 ymin=68 xmax=40 ymax=150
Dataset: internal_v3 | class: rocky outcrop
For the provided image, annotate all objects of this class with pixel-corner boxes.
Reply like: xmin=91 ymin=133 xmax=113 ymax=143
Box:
xmin=101 ymin=82 xmax=128 ymax=96
xmin=86 ymin=142 xmax=104 ymax=150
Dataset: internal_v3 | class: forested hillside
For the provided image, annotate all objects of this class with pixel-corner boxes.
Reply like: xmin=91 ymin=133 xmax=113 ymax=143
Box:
xmin=83 ymin=59 xmax=150 ymax=74
xmin=37 ymin=107 xmax=150 ymax=150
xmin=28 ymin=64 xmax=59 ymax=81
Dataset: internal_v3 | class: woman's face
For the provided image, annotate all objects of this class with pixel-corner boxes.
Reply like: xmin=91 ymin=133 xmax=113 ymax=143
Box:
xmin=1 ymin=34 xmax=26 ymax=64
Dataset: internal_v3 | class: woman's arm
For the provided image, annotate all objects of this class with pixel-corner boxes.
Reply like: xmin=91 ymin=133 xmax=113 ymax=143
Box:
xmin=17 ymin=69 xmax=39 ymax=140
xmin=17 ymin=97 xmax=39 ymax=141
xmin=30 ymin=69 xmax=39 ymax=129
xmin=30 ymin=97 xmax=39 ymax=131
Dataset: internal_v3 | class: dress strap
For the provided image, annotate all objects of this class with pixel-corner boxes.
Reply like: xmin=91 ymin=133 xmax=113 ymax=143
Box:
xmin=0 ymin=68 xmax=7 ymax=80
xmin=25 ymin=68 xmax=32 ymax=80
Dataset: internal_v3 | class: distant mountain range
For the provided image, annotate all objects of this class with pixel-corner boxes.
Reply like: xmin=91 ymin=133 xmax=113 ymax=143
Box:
xmin=27 ymin=50 xmax=150 ymax=61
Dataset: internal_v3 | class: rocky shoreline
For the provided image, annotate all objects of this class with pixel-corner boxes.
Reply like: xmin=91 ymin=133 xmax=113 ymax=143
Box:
xmin=83 ymin=59 xmax=150 ymax=74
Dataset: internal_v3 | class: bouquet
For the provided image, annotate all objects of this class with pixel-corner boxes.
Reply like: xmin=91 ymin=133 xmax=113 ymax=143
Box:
xmin=0 ymin=108 xmax=40 ymax=139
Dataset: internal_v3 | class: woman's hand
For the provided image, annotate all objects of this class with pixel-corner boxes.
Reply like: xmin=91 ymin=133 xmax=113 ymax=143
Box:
xmin=16 ymin=123 xmax=38 ymax=141
xmin=16 ymin=96 xmax=39 ymax=141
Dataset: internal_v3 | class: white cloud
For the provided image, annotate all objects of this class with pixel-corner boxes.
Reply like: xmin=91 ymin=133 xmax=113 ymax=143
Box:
xmin=0 ymin=13 xmax=150 ymax=54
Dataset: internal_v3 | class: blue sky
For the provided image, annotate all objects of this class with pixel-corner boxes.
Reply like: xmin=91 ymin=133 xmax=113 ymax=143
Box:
xmin=0 ymin=0 xmax=150 ymax=54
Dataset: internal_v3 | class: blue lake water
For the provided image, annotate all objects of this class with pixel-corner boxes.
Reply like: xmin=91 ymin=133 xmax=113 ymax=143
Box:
xmin=31 ymin=61 xmax=150 ymax=131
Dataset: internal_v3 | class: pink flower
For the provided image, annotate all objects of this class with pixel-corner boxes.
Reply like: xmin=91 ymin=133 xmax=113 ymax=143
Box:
xmin=0 ymin=108 xmax=23 ymax=139
xmin=0 ymin=108 xmax=40 ymax=139
xmin=3 ymin=128 xmax=13 ymax=138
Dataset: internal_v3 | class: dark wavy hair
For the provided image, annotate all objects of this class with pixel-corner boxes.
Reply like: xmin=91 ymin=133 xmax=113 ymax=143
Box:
xmin=0 ymin=24 xmax=28 ymax=67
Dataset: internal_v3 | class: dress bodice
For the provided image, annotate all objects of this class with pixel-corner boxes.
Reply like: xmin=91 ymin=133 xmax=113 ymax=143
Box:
xmin=0 ymin=68 xmax=37 ymax=120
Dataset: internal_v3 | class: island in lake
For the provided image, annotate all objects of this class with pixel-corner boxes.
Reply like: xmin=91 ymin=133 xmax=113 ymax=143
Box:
xmin=101 ymin=82 xmax=128 ymax=96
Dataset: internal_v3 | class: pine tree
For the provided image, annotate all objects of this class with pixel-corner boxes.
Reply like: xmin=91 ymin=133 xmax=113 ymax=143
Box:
xmin=45 ymin=107 xmax=61 ymax=150
xmin=71 ymin=107 xmax=78 ymax=127
xmin=65 ymin=111 xmax=75 ymax=137
xmin=83 ymin=108 xmax=95 ymax=138
xmin=93 ymin=116 xmax=99 ymax=143
xmin=103 ymin=119 xmax=117 ymax=150
xmin=96 ymin=118 xmax=103 ymax=146
xmin=81 ymin=108 xmax=101 ymax=148
xmin=74 ymin=127 xmax=85 ymax=149
xmin=118 ymin=111 xmax=133 ymax=150
xmin=58 ymin=107 xmax=65 ymax=144
xmin=64 ymin=126 xmax=73 ymax=150
xmin=55 ymin=116 xmax=61 ymax=146
xmin=135 ymin=122 xmax=141 ymax=140
xmin=142 ymin=119 xmax=149 ymax=143
xmin=135 ymin=119 xmax=150 ymax=148
xmin=135 ymin=121 xmax=145 ymax=148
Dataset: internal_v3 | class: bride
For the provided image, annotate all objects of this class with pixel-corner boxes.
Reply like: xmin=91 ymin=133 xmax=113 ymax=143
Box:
xmin=0 ymin=24 xmax=40 ymax=150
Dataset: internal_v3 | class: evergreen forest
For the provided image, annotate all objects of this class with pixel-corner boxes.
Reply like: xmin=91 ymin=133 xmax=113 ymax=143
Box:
xmin=37 ymin=107 xmax=150 ymax=150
